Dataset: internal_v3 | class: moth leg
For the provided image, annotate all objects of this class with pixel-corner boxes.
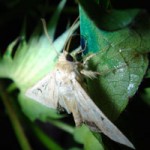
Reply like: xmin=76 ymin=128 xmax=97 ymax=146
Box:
xmin=80 ymin=69 xmax=100 ymax=79
xmin=83 ymin=45 xmax=111 ymax=68
xmin=71 ymin=46 xmax=82 ymax=55
xmin=83 ymin=54 xmax=96 ymax=66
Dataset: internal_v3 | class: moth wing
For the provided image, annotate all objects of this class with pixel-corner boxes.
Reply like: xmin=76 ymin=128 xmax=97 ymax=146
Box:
xmin=73 ymin=80 xmax=134 ymax=149
xmin=25 ymin=73 xmax=58 ymax=109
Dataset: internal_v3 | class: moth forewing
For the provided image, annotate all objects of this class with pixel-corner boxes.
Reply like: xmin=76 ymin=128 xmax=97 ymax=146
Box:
xmin=26 ymin=73 xmax=58 ymax=109
xmin=73 ymin=80 xmax=135 ymax=149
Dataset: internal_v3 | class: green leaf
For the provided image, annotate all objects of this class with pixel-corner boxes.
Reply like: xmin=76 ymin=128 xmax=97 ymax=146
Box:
xmin=80 ymin=7 xmax=149 ymax=120
xmin=78 ymin=0 xmax=140 ymax=30
xmin=145 ymin=69 xmax=150 ymax=78
xmin=18 ymin=93 xmax=62 ymax=121
xmin=74 ymin=125 xmax=104 ymax=150
xmin=47 ymin=0 xmax=67 ymax=40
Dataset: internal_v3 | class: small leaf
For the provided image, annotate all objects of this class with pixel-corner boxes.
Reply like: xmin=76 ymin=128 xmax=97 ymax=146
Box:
xmin=74 ymin=125 xmax=104 ymax=150
xmin=19 ymin=93 xmax=62 ymax=121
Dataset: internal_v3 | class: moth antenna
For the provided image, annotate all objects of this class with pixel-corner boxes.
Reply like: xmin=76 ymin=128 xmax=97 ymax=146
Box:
xmin=75 ymin=34 xmax=87 ymax=54
xmin=69 ymin=34 xmax=88 ymax=60
xmin=63 ymin=16 xmax=80 ymax=53
xmin=41 ymin=18 xmax=59 ymax=56
xmin=65 ymin=35 xmax=73 ymax=52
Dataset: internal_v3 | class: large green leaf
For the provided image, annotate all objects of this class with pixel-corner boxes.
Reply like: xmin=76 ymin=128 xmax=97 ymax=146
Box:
xmin=78 ymin=0 xmax=140 ymax=30
xmin=79 ymin=7 xmax=149 ymax=120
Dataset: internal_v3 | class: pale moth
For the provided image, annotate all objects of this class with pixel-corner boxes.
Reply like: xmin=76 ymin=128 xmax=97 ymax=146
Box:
xmin=26 ymin=18 xmax=135 ymax=149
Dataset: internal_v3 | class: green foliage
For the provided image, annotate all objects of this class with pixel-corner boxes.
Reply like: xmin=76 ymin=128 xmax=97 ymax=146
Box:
xmin=78 ymin=0 xmax=140 ymax=30
xmin=74 ymin=125 xmax=104 ymax=150
xmin=79 ymin=5 xmax=150 ymax=120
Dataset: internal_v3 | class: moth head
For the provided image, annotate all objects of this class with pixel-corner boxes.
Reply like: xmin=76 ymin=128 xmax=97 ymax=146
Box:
xmin=66 ymin=53 xmax=74 ymax=62
xmin=62 ymin=51 xmax=74 ymax=62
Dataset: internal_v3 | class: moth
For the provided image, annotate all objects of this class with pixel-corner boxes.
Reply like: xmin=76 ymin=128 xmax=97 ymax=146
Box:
xmin=25 ymin=19 xmax=135 ymax=149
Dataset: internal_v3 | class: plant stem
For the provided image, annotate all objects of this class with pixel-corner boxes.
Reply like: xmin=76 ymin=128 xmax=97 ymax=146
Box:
xmin=31 ymin=124 xmax=63 ymax=150
xmin=0 ymin=83 xmax=32 ymax=150
xmin=49 ymin=119 xmax=74 ymax=134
